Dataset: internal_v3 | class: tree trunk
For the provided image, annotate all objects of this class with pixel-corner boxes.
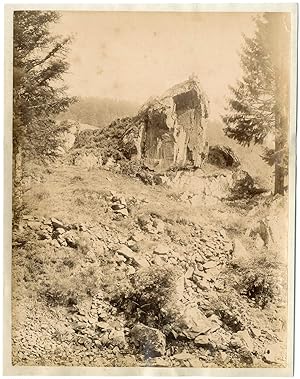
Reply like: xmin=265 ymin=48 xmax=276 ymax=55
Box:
xmin=273 ymin=13 xmax=290 ymax=196
xmin=274 ymin=149 xmax=285 ymax=195
xmin=12 ymin=142 xmax=23 ymax=228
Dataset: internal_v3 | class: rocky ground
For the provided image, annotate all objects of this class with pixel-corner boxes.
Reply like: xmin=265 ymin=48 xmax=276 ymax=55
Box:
xmin=12 ymin=164 xmax=288 ymax=368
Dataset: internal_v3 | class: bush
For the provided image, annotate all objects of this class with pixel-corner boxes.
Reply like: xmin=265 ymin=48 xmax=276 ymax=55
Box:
xmin=233 ymin=255 xmax=283 ymax=309
xmin=239 ymin=270 xmax=278 ymax=308
xmin=42 ymin=262 xmax=102 ymax=307
xmin=109 ymin=266 xmax=178 ymax=328
xmin=14 ymin=239 xmax=103 ymax=308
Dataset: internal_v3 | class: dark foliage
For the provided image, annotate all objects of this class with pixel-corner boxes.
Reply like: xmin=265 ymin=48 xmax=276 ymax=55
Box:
xmin=222 ymin=13 xmax=290 ymax=195
xmin=13 ymin=11 xmax=76 ymax=160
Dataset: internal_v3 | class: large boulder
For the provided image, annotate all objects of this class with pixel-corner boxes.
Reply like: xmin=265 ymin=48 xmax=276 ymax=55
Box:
xmin=130 ymin=324 xmax=166 ymax=357
xmin=208 ymin=145 xmax=240 ymax=168
xmin=171 ymin=304 xmax=214 ymax=339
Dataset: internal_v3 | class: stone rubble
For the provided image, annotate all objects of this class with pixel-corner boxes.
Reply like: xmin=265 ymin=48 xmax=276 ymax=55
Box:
xmin=12 ymin=192 xmax=286 ymax=368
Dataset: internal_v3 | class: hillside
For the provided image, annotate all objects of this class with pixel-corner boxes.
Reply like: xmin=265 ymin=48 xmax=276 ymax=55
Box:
xmin=12 ymin=163 xmax=288 ymax=368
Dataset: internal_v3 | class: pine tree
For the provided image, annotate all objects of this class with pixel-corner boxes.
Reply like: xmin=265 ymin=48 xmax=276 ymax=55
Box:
xmin=13 ymin=11 xmax=76 ymax=159
xmin=13 ymin=11 xmax=76 ymax=222
xmin=222 ymin=13 xmax=290 ymax=195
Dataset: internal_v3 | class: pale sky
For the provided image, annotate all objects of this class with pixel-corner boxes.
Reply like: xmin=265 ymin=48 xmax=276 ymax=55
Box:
xmin=54 ymin=12 xmax=258 ymax=119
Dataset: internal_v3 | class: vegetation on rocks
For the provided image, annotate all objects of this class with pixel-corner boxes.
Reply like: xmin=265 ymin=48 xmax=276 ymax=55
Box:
xmin=12 ymin=165 xmax=288 ymax=368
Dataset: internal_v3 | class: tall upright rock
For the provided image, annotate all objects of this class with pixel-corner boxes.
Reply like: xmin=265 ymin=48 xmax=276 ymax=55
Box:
xmin=137 ymin=76 xmax=210 ymax=171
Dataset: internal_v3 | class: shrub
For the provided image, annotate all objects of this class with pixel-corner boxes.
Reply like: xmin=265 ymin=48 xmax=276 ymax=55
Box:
xmin=239 ymin=270 xmax=278 ymax=308
xmin=14 ymin=239 xmax=102 ymax=308
xmin=70 ymin=175 xmax=83 ymax=183
xmin=42 ymin=262 xmax=102 ymax=307
xmin=232 ymin=255 xmax=283 ymax=309
xmin=109 ymin=266 xmax=179 ymax=328
xmin=35 ymin=189 xmax=51 ymax=201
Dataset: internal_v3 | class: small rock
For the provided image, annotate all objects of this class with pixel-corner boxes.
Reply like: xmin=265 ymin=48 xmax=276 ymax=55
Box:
xmin=127 ymin=239 xmax=136 ymax=248
xmin=131 ymin=232 xmax=144 ymax=242
xmin=153 ymin=245 xmax=169 ymax=255
xmin=232 ymin=239 xmax=249 ymax=261
xmin=117 ymin=245 xmax=149 ymax=268
xmin=189 ymin=357 xmax=203 ymax=367
xmin=111 ymin=203 xmax=126 ymax=211
xmin=203 ymin=261 xmax=218 ymax=270
xmin=195 ymin=253 xmax=205 ymax=264
xmin=236 ymin=330 xmax=254 ymax=352
xmin=185 ymin=267 xmax=194 ymax=279
xmin=153 ymin=219 xmax=165 ymax=233
xmin=109 ymin=329 xmax=127 ymax=348
xmin=86 ymin=251 xmax=96 ymax=262
xmin=115 ymin=208 xmax=129 ymax=217
xmin=255 ymin=235 xmax=265 ymax=250
xmin=117 ymin=245 xmax=135 ymax=259
xmin=134 ymin=256 xmax=150 ymax=268
xmin=22 ymin=215 xmax=34 ymax=221
xmin=168 ymin=257 xmax=177 ymax=265
xmin=194 ymin=335 xmax=210 ymax=346
xmin=230 ymin=336 xmax=242 ymax=349
xmin=219 ymin=351 xmax=228 ymax=362
xmin=250 ymin=327 xmax=261 ymax=338
xmin=27 ymin=221 xmax=42 ymax=231
xmin=51 ymin=218 xmax=65 ymax=229
xmin=214 ymin=279 xmax=225 ymax=291
xmin=119 ymin=196 xmax=127 ymax=206
xmin=208 ymin=314 xmax=222 ymax=325
xmin=148 ymin=357 xmax=170 ymax=367
xmin=130 ymin=324 xmax=166 ymax=357
xmin=193 ymin=276 xmax=210 ymax=291
xmin=97 ymin=321 xmax=110 ymax=330
xmin=173 ymin=304 xmax=214 ymax=339
xmin=64 ymin=231 xmax=78 ymax=248
xmin=56 ymin=227 xmax=65 ymax=235
xmin=115 ymin=253 xmax=127 ymax=263
xmin=127 ymin=265 xmax=136 ymax=275
xmin=152 ymin=255 xmax=165 ymax=266
xmin=172 ymin=352 xmax=194 ymax=361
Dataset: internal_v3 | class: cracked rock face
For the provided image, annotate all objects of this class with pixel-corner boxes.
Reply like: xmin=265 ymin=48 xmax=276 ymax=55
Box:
xmin=138 ymin=77 xmax=210 ymax=171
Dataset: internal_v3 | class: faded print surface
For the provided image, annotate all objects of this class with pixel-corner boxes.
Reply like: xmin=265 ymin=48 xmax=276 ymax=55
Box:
xmin=8 ymin=7 xmax=295 ymax=375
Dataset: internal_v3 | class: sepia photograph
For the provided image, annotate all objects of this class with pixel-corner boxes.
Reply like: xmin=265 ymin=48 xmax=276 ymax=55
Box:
xmin=3 ymin=3 xmax=297 ymax=376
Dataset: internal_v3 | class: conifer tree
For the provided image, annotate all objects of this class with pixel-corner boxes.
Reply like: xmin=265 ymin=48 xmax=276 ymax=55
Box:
xmin=222 ymin=13 xmax=290 ymax=195
xmin=13 ymin=11 xmax=76 ymax=222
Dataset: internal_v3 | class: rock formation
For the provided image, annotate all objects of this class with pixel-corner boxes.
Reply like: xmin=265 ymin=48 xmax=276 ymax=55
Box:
xmin=137 ymin=76 xmax=209 ymax=171
xmin=73 ymin=76 xmax=209 ymax=172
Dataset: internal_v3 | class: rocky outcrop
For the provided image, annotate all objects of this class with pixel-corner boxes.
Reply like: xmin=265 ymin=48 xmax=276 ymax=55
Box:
xmin=73 ymin=77 xmax=209 ymax=172
xmin=208 ymin=145 xmax=240 ymax=168
xmin=138 ymin=76 xmax=209 ymax=171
